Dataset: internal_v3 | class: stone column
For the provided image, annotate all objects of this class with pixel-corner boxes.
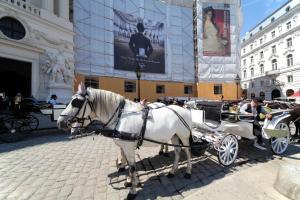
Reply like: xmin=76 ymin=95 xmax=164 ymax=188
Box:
xmin=42 ymin=0 xmax=54 ymax=12
xmin=59 ymin=0 xmax=69 ymax=20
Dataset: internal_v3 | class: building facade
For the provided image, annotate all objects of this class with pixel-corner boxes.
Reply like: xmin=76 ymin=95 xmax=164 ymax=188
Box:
xmin=73 ymin=0 xmax=242 ymax=101
xmin=240 ymin=0 xmax=300 ymax=100
xmin=0 ymin=0 xmax=74 ymax=103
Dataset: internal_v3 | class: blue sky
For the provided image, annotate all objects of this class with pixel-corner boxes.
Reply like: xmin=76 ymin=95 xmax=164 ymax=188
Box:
xmin=241 ymin=0 xmax=289 ymax=37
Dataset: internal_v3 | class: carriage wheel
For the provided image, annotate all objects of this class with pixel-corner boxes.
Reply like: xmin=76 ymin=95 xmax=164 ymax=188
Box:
xmin=26 ymin=115 xmax=39 ymax=130
xmin=218 ymin=134 xmax=238 ymax=166
xmin=270 ymin=123 xmax=290 ymax=155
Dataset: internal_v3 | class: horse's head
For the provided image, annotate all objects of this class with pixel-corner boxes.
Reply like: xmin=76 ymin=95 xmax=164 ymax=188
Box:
xmin=57 ymin=83 xmax=93 ymax=131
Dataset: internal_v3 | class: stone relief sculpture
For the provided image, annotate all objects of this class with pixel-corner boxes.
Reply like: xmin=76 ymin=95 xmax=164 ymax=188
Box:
xmin=41 ymin=51 xmax=74 ymax=85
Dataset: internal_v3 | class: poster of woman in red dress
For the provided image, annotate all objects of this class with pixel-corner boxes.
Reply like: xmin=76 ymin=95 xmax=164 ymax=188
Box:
xmin=203 ymin=4 xmax=231 ymax=57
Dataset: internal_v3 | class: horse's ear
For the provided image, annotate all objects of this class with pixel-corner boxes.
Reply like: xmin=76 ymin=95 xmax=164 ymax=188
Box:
xmin=78 ymin=82 xmax=86 ymax=94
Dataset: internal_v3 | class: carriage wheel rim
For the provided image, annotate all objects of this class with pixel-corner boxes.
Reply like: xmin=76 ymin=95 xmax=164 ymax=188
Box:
xmin=271 ymin=123 xmax=289 ymax=154
xmin=219 ymin=135 xmax=238 ymax=165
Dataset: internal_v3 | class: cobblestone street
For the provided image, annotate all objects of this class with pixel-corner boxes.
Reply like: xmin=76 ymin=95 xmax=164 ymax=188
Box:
xmin=0 ymin=133 xmax=299 ymax=200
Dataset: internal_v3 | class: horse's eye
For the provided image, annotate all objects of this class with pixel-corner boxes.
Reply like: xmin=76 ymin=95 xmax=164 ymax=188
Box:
xmin=71 ymin=99 xmax=84 ymax=108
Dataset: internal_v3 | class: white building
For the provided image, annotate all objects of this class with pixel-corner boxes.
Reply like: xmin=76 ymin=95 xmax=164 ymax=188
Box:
xmin=240 ymin=0 xmax=300 ymax=100
xmin=0 ymin=0 xmax=74 ymax=103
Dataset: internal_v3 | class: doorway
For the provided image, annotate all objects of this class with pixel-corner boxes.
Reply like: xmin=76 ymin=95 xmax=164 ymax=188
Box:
xmin=271 ymin=89 xmax=281 ymax=100
xmin=0 ymin=57 xmax=31 ymax=98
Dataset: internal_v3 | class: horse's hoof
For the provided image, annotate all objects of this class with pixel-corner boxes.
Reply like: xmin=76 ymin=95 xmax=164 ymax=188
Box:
xmin=159 ymin=151 xmax=163 ymax=155
xmin=163 ymin=152 xmax=169 ymax=157
xmin=184 ymin=173 xmax=191 ymax=179
xmin=118 ymin=167 xmax=126 ymax=173
xmin=124 ymin=181 xmax=132 ymax=188
xmin=126 ymin=193 xmax=137 ymax=200
xmin=167 ymin=172 xmax=175 ymax=178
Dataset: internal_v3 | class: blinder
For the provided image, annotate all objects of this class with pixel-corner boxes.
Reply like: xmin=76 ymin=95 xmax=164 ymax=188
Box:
xmin=71 ymin=98 xmax=84 ymax=108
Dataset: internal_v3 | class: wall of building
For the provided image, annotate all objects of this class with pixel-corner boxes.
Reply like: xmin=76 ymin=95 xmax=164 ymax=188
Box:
xmin=195 ymin=0 xmax=242 ymax=100
xmin=241 ymin=0 xmax=300 ymax=100
xmin=74 ymin=74 xmax=196 ymax=102
xmin=74 ymin=0 xmax=195 ymax=83
xmin=0 ymin=0 xmax=74 ymax=102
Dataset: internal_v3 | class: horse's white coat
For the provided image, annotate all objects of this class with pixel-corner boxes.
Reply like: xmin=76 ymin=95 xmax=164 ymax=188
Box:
xmin=57 ymin=86 xmax=193 ymax=197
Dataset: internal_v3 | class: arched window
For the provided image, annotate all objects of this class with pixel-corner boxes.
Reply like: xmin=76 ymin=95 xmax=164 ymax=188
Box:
xmin=272 ymin=59 xmax=277 ymax=70
xmin=250 ymin=68 xmax=254 ymax=77
xmin=287 ymin=54 xmax=293 ymax=67
xmin=0 ymin=17 xmax=25 ymax=40
xmin=260 ymin=64 xmax=264 ymax=74
xmin=243 ymin=70 xmax=247 ymax=78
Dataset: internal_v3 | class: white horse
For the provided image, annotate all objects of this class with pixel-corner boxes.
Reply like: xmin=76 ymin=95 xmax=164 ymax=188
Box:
xmin=57 ymin=84 xmax=193 ymax=199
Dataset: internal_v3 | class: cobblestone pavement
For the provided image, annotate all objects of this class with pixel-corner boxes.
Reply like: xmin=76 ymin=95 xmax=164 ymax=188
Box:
xmin=0 ymin=133 xmax=299 ymax=200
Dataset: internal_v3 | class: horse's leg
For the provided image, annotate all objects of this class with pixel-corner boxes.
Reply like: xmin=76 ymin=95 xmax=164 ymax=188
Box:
xmin=122 ymin=145 xmax=138 ymax=200
xmin=164 ymin=144 xmax=169 ymax=157
xmin=159 ymin=145 xmax=164 ymax=155
xmin=181 ymin=137 xmax=192 ymax=179
xmin=168 ymin=135 xmax=181 ymax=178
xmin=116 ymin=147 xmax=127 ymax=172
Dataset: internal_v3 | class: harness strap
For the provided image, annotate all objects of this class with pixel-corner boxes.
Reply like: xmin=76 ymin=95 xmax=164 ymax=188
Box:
xmin=102 ymin=99 xmax=126 ymax=128
xmin=137 ymin=107 xmax=150 ymax=148
xmin=165 ymin=107 xmax=191 ymax=134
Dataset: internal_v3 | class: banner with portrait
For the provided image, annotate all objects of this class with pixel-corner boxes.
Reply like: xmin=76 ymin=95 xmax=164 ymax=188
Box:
xmin=114 ymin=9 xmax=165 ymax=73
xmin=202 ymin=3 xmax=231 ymax=57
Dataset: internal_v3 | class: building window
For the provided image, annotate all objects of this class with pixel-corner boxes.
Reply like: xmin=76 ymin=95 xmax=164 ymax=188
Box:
xmin=260 ymin=64 xmax=264 ymax=74
xmin=286 ymin=21 xmax=291 ymax=30
xmin=272 ymin=79 xmax=276 ymax=85
xmin=84 ymin=77 xmax=99 ymax=89
xmin=124 ymin=81 xmax=136 ymax=93
xmin=287 ymin=38 xmax=292 ymax=47
xmin=260 ymin=51 xmax=264 ymax=59
xmin=214 ymin=84 xmax=223 ymax=95
xmin=251 ymin=68 xmax=254 ymax=77
xmin=243 ymin=84 xmax=247 ymax=89
xmin=0 ymin=17 xmax=26 ymax=40
xmin=250 ymin=44 xmax=253 ymax=50
xmin=287 ymin=75 xmax=293 ymax=83
xmin=251 ymin=56 xmax=254 ymax=63
xmin=287 ymin=54 xmax=293 ymax=67
xmin=260 ymin=38 xmax=263 ymax=44
xmin=251 ymin=93 xmax=255 ymax=99
xmin=250 ymin=33 xmax=253 ymax=37
xmin=260 ymin=80 xmax=264 ymax=87
xmin=286 ymin=6 xmax=290 ymax=12
xmin=156 ymin=85 xmax=165 ymax=94
xmin=184 ymin=85 xmax=193 ymax=94
xmin=272 ymin=45 xmax=276 ymax=54
xmin=243 ymin=59 xmax=246 ymax=66
xmin=243 ymin=48 xmax=245 ymax=54
xmin=272 ymin=59 xmax=277 ymax=70
xmin=271 ymin=17 xmax=275 ymax=22
xmin=243 ymin=70 xmax=247 ymax=78
xmin=251 ymin=82 xmax=255 ymax=88
xmin=259 ymin=26 xmax=263 ymax=31
xmin=271 ymin=30 xmax=275 ymax=38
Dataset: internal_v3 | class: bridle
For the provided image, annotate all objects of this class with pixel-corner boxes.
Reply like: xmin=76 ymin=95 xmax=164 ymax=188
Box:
xmin=60 ymin=93 xmax=94 ymax=129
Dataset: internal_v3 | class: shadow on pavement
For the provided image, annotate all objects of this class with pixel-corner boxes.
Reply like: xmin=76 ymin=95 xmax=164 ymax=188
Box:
xmin=107 ymin=141 xmax=300 ymax=199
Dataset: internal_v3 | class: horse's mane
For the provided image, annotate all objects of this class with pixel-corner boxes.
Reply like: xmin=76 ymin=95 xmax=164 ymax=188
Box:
xmin=87 ymin=88 xmax=142 ymax=122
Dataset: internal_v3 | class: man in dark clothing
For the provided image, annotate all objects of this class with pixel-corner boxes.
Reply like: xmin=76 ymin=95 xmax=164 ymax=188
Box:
xmin=129 ymin=23 xmax=153 ymax=59
xmin=240 ymin=98 xmax=272 ymax=150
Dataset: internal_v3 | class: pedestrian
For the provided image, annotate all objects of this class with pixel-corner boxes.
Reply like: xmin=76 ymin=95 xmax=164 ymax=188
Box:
xmin=48 ymin=94 xmax=58 ymax=105
xmin=14 ymin=92 xmax=22 ymax=111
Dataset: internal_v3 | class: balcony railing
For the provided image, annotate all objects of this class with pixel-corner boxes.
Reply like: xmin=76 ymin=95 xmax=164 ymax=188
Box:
xmin=1 ymin=0 xmax=41 ymax=16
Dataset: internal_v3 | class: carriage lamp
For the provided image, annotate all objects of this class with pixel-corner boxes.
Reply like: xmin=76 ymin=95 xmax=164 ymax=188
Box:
xmin=234 ymin=74 xmax=241 ymax=100
xmin=135 ymin=65 xmax=142 ymax=101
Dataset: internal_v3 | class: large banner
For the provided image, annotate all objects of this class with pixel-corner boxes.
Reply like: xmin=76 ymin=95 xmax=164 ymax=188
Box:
xmin=114 ymin=9 xmax=165 ymax=73
xmin=202 ymin=3 xmax=231 ymax=57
